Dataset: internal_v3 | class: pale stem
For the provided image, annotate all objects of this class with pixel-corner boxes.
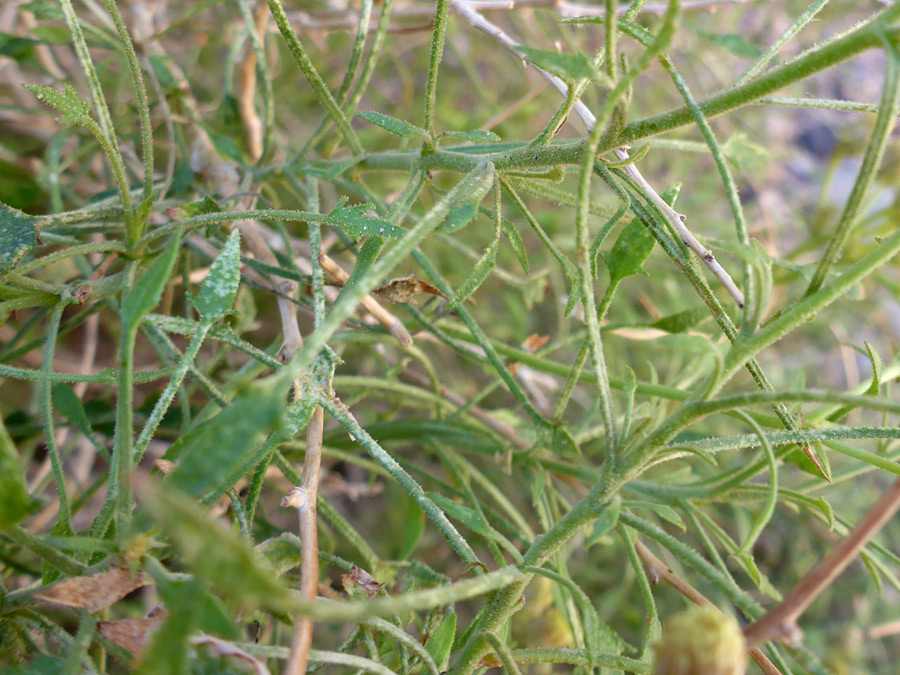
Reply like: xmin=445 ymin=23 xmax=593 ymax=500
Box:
xmin=451 ymin=0 xmax=745 ymax=308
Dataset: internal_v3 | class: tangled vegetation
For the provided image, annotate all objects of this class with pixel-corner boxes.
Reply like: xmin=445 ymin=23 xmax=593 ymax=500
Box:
xmin=2 ymin=0 xmax=900 ymax=673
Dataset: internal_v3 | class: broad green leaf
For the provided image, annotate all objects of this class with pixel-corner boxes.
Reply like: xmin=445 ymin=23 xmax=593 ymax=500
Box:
xmin=147 ymin=54 xmax=180 ymax=93
xmin=166 ymin=382 xmax=284 ymax=497
xmin=28 ymin=25 xmax=70 ymax=45
xmin=25 ymin=84 xmax=92 ymax=127
xmin=0 ymin=414 xmax=38 ymax=530
xmin=325 ymin=197 xmax=405 ymax=239
xmin=659 ymin=182 xmax=682 ymax=207
xmin=155 ymin=577 xmax=239 ymax=639
xmin=0 ymin=34 xmax=37 ymax=62
xmin=602 ymin=219 xmax=656 ymax=286
xmin=120 ymin=234 xmax=181 ymax=327
xmin=176 ymin=196 xmax=220 ymax=220
xmin=297 ymin=157 xmax=362 ymax=180
xmin=400 ymin=496 xmax=425 ymax=559
xmin=723 ymin=132 xmax=770 ymax=171
xmin=624 ymin=501 xmax=685 ymax=531
xmin=140 ymin=483 xmax=291 ymax=612
xmin=51 ymin=383 xmax=93 ymax=439
xmin=500 ymin=217 xmax=529 ymax=274
xmin=356 ymin=111 xmax=429 ymax=139
xmin=536 ymin=421 xmax=579 ymax=459
xmin=256 ymin=533 xmax=305 ymax=575
xmin=193 ymin=229 xmax=241 ymax=321
xmin=426 ymin=612 xmax=456 ymax=671
xmin=0 ymin=203 xmax=37 ymax=275
xmin=438 ymin=201 xmax=480 ymax=234
xmin=517 ymin=46 xmax=595 ymax=82
xmin=688 ymin=26 xmax=762 ymax=58
xmin=442 ymin=129 xmax=500 ymax=143
xmin=20 ymin=1 xmax=64 ymax=20
xmin=650 ymin=307 xmax=708 ymax=333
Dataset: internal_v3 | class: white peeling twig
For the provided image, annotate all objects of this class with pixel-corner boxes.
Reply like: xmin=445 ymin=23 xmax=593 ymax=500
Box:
xmin=451 ymin=0 xmax=745 ymax=308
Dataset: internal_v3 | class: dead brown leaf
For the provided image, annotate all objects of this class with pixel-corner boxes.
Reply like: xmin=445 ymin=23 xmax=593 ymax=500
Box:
xmin=98 ymin=607 xmax=167 ymax=657
xmin=37 ymin=566 xmax=150 ymax=613
xmin=521 ymin=333 xmax=549 ymax=353
xmin=372 ymin=275 xmax=448 ymax=303
xmin=342 ymin=566 xmax=383 ymax=598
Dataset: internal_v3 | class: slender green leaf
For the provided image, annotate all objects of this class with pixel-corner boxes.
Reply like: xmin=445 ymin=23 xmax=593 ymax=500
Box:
xmin=356 ymin=111 xmax=429 ymax=139
xmin=120 ymin=234 xmax=181 ymax=327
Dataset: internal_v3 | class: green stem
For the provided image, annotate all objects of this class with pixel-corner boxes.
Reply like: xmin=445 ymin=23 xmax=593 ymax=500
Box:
xmin=804 ymin=50 xmax=900 ymax=295
xmin=41 ymin=303 xmax=72 ymax=533
xmin=133 ymin=322 xmax=212 ymax=464
xmin=267 ymin=0 xmax=364 ymax=155
xmin=424 ymin=0 xmax=451 ymax=141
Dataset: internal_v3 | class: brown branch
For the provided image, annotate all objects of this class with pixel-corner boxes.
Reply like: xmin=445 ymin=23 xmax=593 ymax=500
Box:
xmin=282 ymin=398 xmax=326 ymax=675
xmin=237 ymin=1 xmax=268 ymax=162
xmin=317 ymin=252 xmax=414 ymax=347
xmin=633 ymin=538 xmax=783 ymax=675
xmin=743 ymin=476 xmax=900 ymax=647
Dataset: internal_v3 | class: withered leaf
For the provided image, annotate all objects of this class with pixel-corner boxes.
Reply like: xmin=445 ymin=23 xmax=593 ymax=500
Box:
xmin=522 ymin=334 xmax=550 ymax=353
xmin=372 ymin=275 xmax=448 ymax=303
xmin=37 ymin=566 xmax=151 ymax=613
xmin=341 ymin=566 xmax=383 ymax=598
xmin=98 ymin=607 xmax=167 ymax=657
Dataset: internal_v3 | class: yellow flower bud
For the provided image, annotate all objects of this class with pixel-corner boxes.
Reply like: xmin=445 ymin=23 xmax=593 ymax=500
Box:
xmin=654 ymin=606 xmax=747 ymax=675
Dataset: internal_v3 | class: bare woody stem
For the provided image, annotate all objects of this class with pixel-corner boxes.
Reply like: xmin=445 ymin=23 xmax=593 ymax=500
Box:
xmin=282 ymin=403 xmax=326 ymax=675
xmin=633 ymin=538 xmax=782 ymax=675
xmin=743 ymin=476 xmax=900 ymax=647
xmin=317 ymin=252 xmax=413 ymax=346
xmin=237 ymin=0 xmax=269 ymax=162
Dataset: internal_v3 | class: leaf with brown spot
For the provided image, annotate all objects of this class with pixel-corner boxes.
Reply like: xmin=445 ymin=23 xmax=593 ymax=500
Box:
xmin=372 ymin=275 xmax=448 ymax=303
xmin=342 ymin=566 xmax=383 ymax=598
xmin=37 ymin=566 xmax=150 ymax=612
xmin=522 ymin=334 xmax=549 ymax=353
xmin=98 ymin=608 xmax=167 ymax=657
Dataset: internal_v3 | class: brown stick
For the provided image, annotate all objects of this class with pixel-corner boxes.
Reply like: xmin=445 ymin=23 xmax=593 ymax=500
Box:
xmin=633 ymin=538 xmax=783 ymax=675
xmin=317 ymin=252 xmax=413 ymax=347
xmin=282 ymin=402 xmax=326 ymax=675
xmin=237 ymin=1 xmax=268 ymax=162
xmin=743 ymin=476 xmax=900 ymax=647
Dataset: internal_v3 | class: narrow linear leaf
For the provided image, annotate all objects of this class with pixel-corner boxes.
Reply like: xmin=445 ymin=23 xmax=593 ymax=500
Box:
xmin=121 ymin=233 xmax=181 ymax=327
xmin=356 ymin=111 xmax=429 ymax=139
xmin=442 ymin=129 xmax=501 ymax=143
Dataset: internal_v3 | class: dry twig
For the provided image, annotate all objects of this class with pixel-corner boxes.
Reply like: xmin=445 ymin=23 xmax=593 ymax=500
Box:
xmin=282 ymin=398 xmax=327 ymax=675
xmin=634 ymin=538 xmax=783 ymax=675
xmin=743 ymin=476 xmax=900 ymax=646
xmin=317 ymin=252 xmax=414 ymax=346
